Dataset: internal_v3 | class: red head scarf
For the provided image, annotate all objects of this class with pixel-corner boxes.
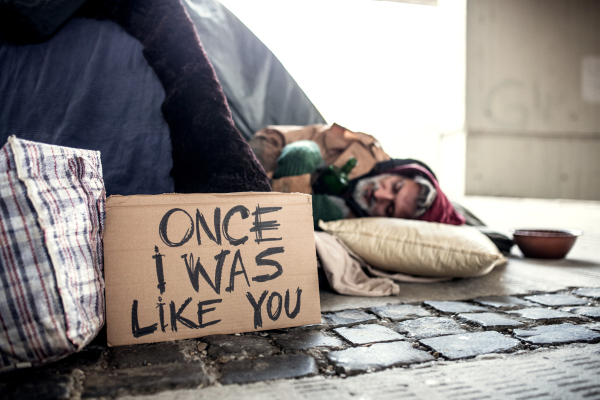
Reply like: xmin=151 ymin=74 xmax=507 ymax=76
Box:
xmin=383 ymin=164 xmax=465 ymax=226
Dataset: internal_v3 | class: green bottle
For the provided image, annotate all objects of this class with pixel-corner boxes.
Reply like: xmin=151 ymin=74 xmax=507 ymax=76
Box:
xmin=322 ymin=157 xmax=358 ymax=195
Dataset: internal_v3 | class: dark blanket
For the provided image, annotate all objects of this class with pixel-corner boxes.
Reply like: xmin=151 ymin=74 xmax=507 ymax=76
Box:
xmin=91 ymin=0 xmax=271 ymax=194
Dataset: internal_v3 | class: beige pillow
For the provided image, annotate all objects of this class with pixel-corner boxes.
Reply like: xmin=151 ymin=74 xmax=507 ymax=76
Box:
xmin=319 ymin=218 xmax=506 ymax=278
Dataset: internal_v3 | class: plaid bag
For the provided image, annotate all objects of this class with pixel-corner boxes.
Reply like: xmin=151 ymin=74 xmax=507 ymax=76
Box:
xmin=0 ymin=136 xmax=105 ymax=371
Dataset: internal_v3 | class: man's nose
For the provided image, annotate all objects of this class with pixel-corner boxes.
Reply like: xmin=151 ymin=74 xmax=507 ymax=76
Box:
xmin=374 ymin=187 xmax=394 ymax=201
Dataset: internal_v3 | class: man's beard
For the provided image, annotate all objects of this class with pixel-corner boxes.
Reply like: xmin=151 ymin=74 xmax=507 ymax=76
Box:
xmin=351 ymin=174 xmax=395 ymax=216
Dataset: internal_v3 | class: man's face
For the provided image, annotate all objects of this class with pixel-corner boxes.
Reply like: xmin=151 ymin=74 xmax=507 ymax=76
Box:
xmin=352 ymin=174 xmax=421 ymax=218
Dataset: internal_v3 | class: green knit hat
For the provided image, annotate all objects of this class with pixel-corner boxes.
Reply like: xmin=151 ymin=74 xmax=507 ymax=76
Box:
xmin=273 ymin=140 xmax=323 ymax=179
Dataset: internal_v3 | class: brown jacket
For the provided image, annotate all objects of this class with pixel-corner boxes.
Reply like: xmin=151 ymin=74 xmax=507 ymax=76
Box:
xmin=250 ymin=123 xmax=390 ymax=193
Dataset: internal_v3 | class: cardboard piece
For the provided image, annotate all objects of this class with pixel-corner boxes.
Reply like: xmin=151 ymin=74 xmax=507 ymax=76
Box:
xmin=104 ymin=192 xmax=320 ymax=346
xmin=331 ymin=141 xmax=379 ymax=180
xmin=271 ymin=174 xmax=312 ymax=194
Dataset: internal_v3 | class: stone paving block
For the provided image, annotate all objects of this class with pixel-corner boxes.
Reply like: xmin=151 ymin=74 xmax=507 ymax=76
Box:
xmin=369 ymin=304 xmax=432 ymax=321
xmin=420 ymin=331 xmax=520 ymax=360
xmin=456 ymin=313 xmax=524 ymax=330
xmin=271 ymin=330 xmax=344 ymax=350
xmin=560 ymin=306 xmax=600 ymax=318
xmin=53 ymin=346 xmax=105 ymax=372
xmin=334 ymin=324 xmax=404 ymax=345
xmin=83 ymin=363 xmax=210 ymax=398
xmin=573 ymin=288 xmax=600 ymax=299
xmin=423 ymin=301 xmax=487 ymax=313
xmin=109 ymin=342 xmax=183 ymax=368
xmin=513 ymin=323 xmax=600 ymax=345
xmin=300 ymin=317 xmax=328 ymax=329
xmin=395 ymin=317 xmax=467 ymax=339
xmin=205 ymin=334 xmax=278 ymax=358
xmin=586 ymin=322 xmax=600 ymax=331
xmin=322 ymin=310 xmax=377 ymax=327
xmin=473 ymin=296 xmax=535 ymax=309
xmin=508 ymin=308 xmax=582 ymax=321
xmin=1 ymin=371 xmax=72 ymax=400
xmin=327 ymin=341 xmax=434 ymax=375
xmin=524 ymin=293 xmax=589 ymax=307
xmin=219 ymin=354 xmax=317 ymax=384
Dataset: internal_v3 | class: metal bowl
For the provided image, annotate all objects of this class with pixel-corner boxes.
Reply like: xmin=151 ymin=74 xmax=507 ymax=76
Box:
xmin=510 ymin=229 xmax=582 ymax=259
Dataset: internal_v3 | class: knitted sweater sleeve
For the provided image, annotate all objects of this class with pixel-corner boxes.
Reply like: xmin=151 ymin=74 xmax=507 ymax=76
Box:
xmin=273 ymin=140 xmax=322 ymax=178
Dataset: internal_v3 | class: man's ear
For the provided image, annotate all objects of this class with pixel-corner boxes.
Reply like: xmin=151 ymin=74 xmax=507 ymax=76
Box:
xmin=412 ymin=175 xmax=438 ymax=218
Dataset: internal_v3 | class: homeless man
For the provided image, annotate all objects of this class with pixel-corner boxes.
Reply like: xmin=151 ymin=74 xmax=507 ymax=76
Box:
xmin=249 ymin=123 xmax=513 ymax=253
xmin=249 ymin=123 xmax=466 ymax=229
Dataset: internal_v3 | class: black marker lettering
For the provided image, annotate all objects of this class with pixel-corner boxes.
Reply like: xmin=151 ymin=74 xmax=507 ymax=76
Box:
xmin=225 ymin=249 xmax=250 ymax=293
xmin=153 ymin=246 xmax=166 ymax=294
xmin=159 ymin=208 xmax=194 ymax=247
xmin=197 ymin=299 xmax=222 ymax=328
xmin=132 ymin=300 xmax=157 ymax=338
xmin=246 ymin=290 xmax=268 ymax=329
xmin=195 ymin=208 xmax=221 ymax=245
xmin=253 ymin=247 xmax=284 ymax=283
xmin=181 ymin=250 xmax=229 ymax=294
xmin=222 ymin=205 xmax=250 ymax=246
xmin=170 ymin=297 xmax=199 ymax=332
xmin=267 ymin=291 xmax=282 ymax=321
xmin=250 ymin=205 xmax=282 ymax=244
xmin=284 ymin=287 xmax=302 ymax=319
xmin=156 ymin=297 xmax=168 ymax=332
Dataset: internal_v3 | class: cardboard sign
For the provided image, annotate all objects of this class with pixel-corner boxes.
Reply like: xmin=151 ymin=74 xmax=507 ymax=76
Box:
xmin=103 ymin=192 xmax=320 ymax=346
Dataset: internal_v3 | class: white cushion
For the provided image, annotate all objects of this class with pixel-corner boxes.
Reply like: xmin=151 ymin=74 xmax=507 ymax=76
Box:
xmin=319 ymin=218 xmax=506 ymax=278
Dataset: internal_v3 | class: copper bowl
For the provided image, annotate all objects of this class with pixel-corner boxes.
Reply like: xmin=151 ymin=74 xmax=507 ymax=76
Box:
xmin=511 ymin=229 xmax=582 ymax=259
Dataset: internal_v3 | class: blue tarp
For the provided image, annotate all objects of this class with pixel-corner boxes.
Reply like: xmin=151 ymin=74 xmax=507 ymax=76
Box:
xmin=0 ymin=18 xmax=174 ymax=196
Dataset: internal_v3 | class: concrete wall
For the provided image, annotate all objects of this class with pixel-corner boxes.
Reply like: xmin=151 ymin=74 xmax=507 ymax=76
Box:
xmin=436 ymin=0 xmax=467 ymax=200
xmin=465 ymin=0 xmax=600 ymax=200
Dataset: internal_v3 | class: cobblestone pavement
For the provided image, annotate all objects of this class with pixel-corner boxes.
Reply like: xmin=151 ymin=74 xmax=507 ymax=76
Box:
xmin=121 ymin=343 xmax=600 ymax=400
xmin=2 ymin=287 xmax=600 ymax=399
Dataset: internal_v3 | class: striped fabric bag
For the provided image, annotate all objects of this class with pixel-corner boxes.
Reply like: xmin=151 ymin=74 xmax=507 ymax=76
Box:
xmin=0 ymin=136 xmax=105 ymax=371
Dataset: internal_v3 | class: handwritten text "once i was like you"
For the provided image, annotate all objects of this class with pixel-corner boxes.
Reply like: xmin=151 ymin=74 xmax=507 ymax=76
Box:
xmin=131 ymin=205 xmax=303 ymax=339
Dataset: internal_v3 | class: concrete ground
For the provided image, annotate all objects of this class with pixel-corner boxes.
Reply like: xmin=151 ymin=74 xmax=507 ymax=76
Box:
xmin=1 ymin=196 xmax=600 ymax=400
